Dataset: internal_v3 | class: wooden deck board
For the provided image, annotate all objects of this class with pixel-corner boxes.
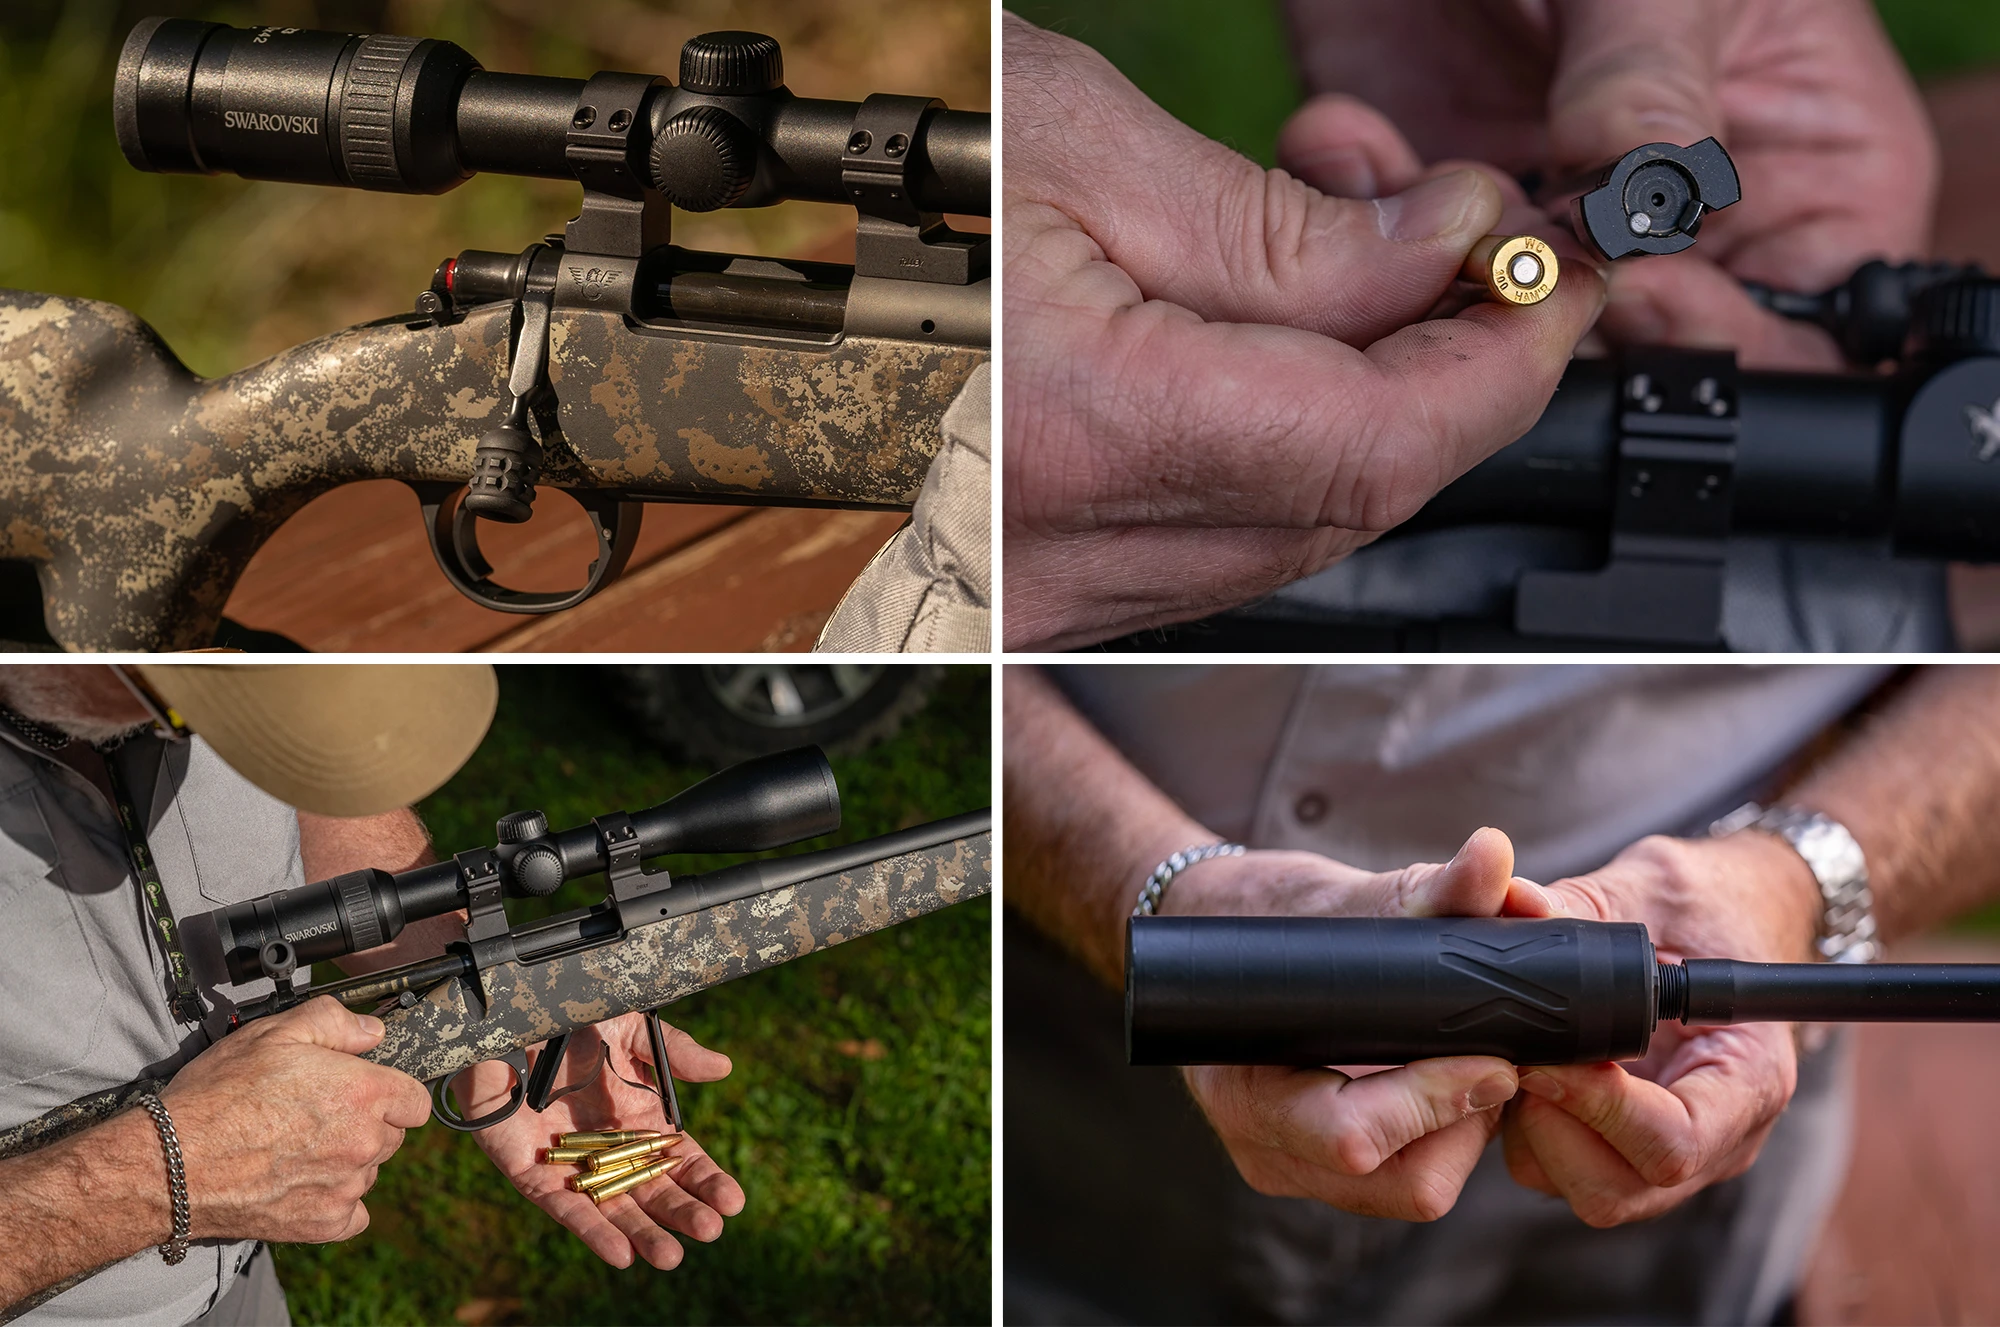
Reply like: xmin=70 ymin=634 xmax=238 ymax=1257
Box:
xmin=484 ymin=507 xmax=906 ymax=652
xmin=220 ymin=480 xmax=887 ymax=652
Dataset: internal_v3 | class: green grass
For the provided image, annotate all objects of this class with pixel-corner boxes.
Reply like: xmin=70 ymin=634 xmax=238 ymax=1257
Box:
xmin=269 ymin=664 xmax=991 ymax=1325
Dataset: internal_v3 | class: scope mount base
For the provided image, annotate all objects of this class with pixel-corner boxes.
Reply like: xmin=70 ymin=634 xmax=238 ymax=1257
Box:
xmin=1515 ymin=347 xmax=1740 ymax=645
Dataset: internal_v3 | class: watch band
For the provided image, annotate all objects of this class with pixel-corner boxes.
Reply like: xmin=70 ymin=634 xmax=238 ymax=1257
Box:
xmin=1711 ymin=802 xmax=1878 ymax=963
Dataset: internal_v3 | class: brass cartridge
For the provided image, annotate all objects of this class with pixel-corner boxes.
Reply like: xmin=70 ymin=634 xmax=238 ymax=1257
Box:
xmin=540 ymin=1146 xmax=608 ymax=1164
xmin=559 ymin=1129 xmax=665 ymax=1147
xmin=1462 ymin=234 xmax=1558 ymax=306
xmin=569 ymin=1158 xmax=647 ymax=1192
xmin=588 ymin=1156 xmax=684 ymax=1205
xmin=588 ymin=1135 xmax=677 ymax=1171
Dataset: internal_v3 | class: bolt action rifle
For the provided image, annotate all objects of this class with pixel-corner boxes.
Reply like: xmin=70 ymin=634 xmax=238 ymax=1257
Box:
xmin=0 ymin=20 xmax=989 ymax=650
xmin=0 ymin=745 xmax=990 ymax=1149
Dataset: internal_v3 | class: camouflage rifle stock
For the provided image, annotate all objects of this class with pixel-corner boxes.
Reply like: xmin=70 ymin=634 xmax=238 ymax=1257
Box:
xmin=0 ymin=21 xmax=989 ymax=650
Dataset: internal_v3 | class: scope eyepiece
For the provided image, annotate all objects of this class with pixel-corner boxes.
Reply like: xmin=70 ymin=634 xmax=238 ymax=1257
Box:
xmin=115 ymin=18 xmax=481 ymax=194
xmin=1566 ymin=138 xmax=1741 ymax=262
xmin=205 ymin=863 xmax=464 ymax=985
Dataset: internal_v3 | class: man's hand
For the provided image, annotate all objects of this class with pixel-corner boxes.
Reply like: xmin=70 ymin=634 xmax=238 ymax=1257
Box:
xmin=1282 ymin=0 xmax=1936 ymax=370
xmin=1003 ymin=15 xmax=1604 ymax=650
xmin=1168 ymin=827 xmax=1564 ymax=1221
xmin=1496 ymin=830 xmax=1822 ymax=1226
xmin=160 ymin=996 xmax=432 ymax=1243
xmin=463 ymin=1013 xmax=746 ymax=1271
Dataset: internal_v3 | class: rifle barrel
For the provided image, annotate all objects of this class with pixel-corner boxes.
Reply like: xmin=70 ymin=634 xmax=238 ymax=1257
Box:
xmin=1675 ymin=959 xmax=2000 ymax=1024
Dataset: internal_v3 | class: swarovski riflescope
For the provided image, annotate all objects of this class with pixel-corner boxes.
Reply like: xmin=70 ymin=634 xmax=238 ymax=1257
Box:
xmin=186 ymin=745 xmax=839 ymax=987
xmin=1126 ymin=916 xmax=2000 ymax=1067
xmin=113 ymin=19 xmax=988 ymax=214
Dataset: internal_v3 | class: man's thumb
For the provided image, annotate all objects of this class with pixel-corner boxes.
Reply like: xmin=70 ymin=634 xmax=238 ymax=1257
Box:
xmin=266 ymin=995 xmax=386 ymax=1054
xmin=1375 ymin=826 xmax=1517 ymax=918
xmin=1545 ymin=0 xmax=1724 ymax=170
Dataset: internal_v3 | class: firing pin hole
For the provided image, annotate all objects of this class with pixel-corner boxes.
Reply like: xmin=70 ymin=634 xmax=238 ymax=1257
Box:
xmin=921 ymin=319 xmax=936 ymax=334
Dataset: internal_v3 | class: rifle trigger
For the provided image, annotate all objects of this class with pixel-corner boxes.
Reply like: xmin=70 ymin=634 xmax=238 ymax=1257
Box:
xmin=524 ymin=1029 xmax=571 ymax=1113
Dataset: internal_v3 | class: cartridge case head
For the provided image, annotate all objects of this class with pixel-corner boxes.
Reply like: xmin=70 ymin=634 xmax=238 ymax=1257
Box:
xmin=1463 ymin=234 xmax=1559 ymax=306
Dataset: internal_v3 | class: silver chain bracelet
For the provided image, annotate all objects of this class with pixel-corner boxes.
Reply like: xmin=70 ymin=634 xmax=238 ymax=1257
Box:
xmin=137 ymin=1093 xmax=191 ymax=1265
xmin=1133 ymin=843 xmax=1246 ymax=917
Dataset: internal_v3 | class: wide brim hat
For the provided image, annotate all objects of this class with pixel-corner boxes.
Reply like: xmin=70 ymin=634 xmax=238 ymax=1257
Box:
xmin=132 ymin=663 xmax=498 ymax=816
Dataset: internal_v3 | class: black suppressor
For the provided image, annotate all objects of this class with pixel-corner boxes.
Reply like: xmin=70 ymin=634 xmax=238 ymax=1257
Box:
xmin=1126 ymin=916 xmax=2000 ymax=1067
xmin=190 ymin=745 xmax=839 ymax=986
xmin=113 ymin=19 xmax=988 ymax=214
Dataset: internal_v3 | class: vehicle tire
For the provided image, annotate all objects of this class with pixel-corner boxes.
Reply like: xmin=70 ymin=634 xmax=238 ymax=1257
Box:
xmin=603 ymin=664 xmax=943 ymax=766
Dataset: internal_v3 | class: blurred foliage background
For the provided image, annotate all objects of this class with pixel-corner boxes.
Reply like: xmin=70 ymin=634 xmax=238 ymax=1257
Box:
xmin=0 ymin=0 xmax=987 ymax=378
xmin=1009 ymin=0 xmax=2000 ymax=166
xmin=270 ymin=663 xmax=990 ymax=1325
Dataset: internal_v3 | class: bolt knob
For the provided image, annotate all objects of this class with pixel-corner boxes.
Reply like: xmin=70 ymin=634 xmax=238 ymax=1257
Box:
xmin=678 ymin=31 xmax=783 ymax=95
xmin=1911 ymin=276 xmax=2000 ymax=361
xmin=648 ymin=106 xmax=754 ymax=212
xmin=509 ymin=844 xmax=566 ymax=897
xmin=496 ymin=809 xmax=549 ymax=843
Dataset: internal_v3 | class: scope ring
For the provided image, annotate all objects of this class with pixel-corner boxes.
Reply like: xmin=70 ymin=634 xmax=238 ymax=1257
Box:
xmin=431 ymin=1048 xmax=530 ymax=1132
xmin=412 ymin=482 xmax=642 ymax=614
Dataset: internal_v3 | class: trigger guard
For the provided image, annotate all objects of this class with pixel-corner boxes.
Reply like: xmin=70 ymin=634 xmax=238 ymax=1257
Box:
xmin=431 ymin=1048 xmax=530 ymax=1132
xmin=410 ymin=482 xmax=642 ymax=614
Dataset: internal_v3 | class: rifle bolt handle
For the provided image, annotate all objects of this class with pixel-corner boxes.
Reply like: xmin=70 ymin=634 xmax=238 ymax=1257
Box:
xmin=465 ymin=422 xmax=542 ymax=523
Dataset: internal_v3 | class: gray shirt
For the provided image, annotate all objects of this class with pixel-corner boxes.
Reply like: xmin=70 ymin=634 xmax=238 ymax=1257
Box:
xmin=0 ymin=730 xmax=302 ymax=1326
xmin=1051 ymin=663 xmax=1893 ymax=879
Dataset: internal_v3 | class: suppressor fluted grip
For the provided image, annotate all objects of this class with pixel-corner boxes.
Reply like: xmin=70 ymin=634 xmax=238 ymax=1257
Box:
xmin=1126 ymin=915 xmax=1658 ymax=1067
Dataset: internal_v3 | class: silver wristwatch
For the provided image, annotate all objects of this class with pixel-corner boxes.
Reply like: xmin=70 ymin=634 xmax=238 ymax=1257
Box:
xmin=1710 ymin=803 xmax=1878 ymax=963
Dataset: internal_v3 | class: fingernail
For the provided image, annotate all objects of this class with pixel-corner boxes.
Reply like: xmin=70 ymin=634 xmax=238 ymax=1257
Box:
xmin=1298 ymin=146 xmax=1378 ymax=198
xmin=1517 ymin=1070 xmax=1563 ymax=1102
xmin=359 ymin=1015 xmax=385 ymax=1037
xmin=1375 ymin=170 xmax=1485 ymax=243
xmin=1470 ymin=1073 xmax=1517 ymax=1109
xmin=1535 ymin=884 xmax=1567 ymax=915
